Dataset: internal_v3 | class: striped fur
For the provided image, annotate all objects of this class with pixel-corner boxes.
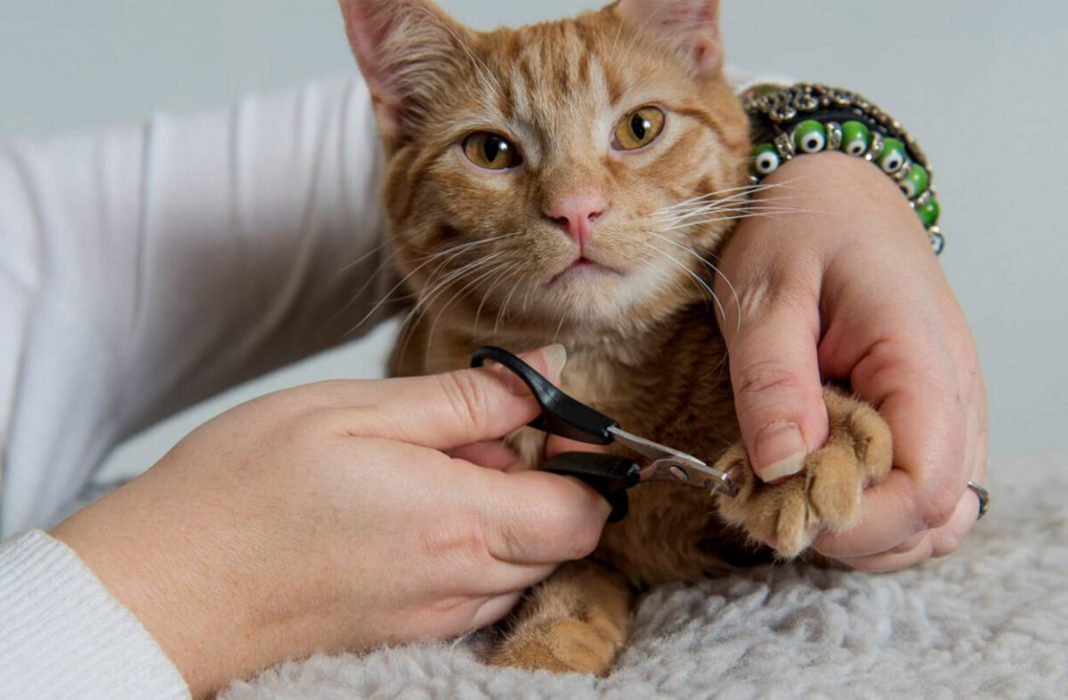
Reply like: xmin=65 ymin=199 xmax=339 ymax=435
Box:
xmin=340 ymin=0 xmax=893 ymax=676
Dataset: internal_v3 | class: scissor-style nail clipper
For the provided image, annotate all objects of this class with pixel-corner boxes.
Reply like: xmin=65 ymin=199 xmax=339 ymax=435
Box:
xmin=471 ymin=347 xmax=738 ymax=522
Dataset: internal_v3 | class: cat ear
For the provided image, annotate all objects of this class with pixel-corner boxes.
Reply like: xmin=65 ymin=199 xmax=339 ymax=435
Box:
xmin=612 ymin=0 xmax=723 ymax=77
xmin=338 ymin=0 xmax=470 ymax=140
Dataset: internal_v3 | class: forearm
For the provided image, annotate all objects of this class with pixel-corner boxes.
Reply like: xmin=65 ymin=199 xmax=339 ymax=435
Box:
xmin=0 ymin=75 xmax=395 ymax=534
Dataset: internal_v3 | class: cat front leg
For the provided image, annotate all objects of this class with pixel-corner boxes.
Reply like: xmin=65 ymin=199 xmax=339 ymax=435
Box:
xmin=488 ymin=560 xmax=634 ymax=676
xmin=713 ymin=386 xmax=893 ymax=558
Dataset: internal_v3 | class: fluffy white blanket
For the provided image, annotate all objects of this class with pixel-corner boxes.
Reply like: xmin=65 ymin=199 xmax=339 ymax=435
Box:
xmin=222 ymin=454 xmax=1067 ymax=699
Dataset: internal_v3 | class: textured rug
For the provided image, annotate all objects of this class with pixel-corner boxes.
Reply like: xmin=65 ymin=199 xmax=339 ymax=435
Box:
xmin=222 ymin=454 xmax=1068 ymax=699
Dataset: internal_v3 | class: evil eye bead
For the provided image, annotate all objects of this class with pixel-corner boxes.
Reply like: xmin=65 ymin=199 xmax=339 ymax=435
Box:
xmin=916 ymin=197 xmax=941 ymax=229
xmin=929 ymin=231 xmax=945 ymax=255
xmin=751 ymin=144 xmax=781 ymax=177
xmin=899 ymin=163 xmax=930 ymax=199
xmin=878 ymin=137 xmax=907 ymax=174
xmin=840 ymin=120 xmax=871 ymax=156
xmin=792 ymin=119 xmax=827 ymax=154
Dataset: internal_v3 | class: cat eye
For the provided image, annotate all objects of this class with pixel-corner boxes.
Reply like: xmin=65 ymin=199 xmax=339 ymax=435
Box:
xmin=462 ymin=132 xmax=523 ymax=170
xmin=613 ymin=107 xmax=666 ymax=151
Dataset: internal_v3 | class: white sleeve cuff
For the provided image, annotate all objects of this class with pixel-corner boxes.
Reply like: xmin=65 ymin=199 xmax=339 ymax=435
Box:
xmin=0 ymin=530 xmax=190 ymax=699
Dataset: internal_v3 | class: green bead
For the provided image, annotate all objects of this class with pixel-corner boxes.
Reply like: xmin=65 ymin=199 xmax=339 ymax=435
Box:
xmin=917 ymin=198 xmax=941 ymax=229
xmin=839 ymin=120 xmax=871 ymax=156
xmin=878 ymin=137 xmax=907 ymax=174
xmin=899 ymin=163 xmax=930 ymax=199
xmin=750 ymin=144 xmax=781 ymax=177
xmin=793 ymin=119 xmax=827 ymax=153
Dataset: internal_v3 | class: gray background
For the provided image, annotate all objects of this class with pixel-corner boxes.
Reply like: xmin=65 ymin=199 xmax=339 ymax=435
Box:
xmin=1 ymin=1 xmax=1063 ymax=479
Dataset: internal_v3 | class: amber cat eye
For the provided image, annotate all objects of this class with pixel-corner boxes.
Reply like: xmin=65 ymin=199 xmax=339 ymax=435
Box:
xmin=613 ymin=107 xmax=666 ymax=151
xmin=462 ymin=132 xmax=523 ymax=170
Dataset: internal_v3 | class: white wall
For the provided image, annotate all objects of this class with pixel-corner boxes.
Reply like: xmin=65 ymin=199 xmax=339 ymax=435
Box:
xmin=1 ymin=0 xmax=1063 ymax=480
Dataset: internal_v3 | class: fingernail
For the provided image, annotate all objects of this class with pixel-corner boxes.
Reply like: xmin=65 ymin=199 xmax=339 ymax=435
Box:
xmin=754 ymin=421 xmax=807 ymax=482
xmin=541 ymin=344 xmax=568 ymax=382
xmin=503 ymin=345 xmax=568 ymax=396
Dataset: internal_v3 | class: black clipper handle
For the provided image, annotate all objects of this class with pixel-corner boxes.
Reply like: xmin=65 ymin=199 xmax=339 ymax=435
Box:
xmin=471 ymin=346 xmax=618 ymax=445
xmin=542 ymin=452 xmax=641 ymax=523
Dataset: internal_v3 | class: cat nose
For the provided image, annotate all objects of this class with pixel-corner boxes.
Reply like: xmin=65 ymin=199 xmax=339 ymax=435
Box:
xmin=545 ymin=192 xmax=607 ymax=249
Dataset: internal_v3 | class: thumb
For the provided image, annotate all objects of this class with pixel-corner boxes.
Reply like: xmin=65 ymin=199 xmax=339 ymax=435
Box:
xmin=726 ymin=300 xmax=828 ymax=483
xmin=354 ymin=344 xmax=568 ymax=451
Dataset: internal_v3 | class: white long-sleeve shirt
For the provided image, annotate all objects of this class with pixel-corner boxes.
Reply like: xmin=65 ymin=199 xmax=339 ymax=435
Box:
xmin=0 ymin=74 xmax=393 ymax=698
xmin=0 ymin=69 xmax=775 ymax=697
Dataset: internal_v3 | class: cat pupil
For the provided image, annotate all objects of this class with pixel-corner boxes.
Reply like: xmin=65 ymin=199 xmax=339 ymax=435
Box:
xmin=631 ymin=114 xmax=649 ymax=140
xmin=484 ymin=136 xmax=506 ymax=163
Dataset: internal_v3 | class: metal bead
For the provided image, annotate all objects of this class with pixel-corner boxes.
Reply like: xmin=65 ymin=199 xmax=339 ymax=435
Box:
xmin=796 ymin=93 xmax=819 ymax=111
xmin=826 ymin=122 xmax=843 ymax=151
xmin=771 ymin=104 xmax=797 ymax=122
xmin=773 ymin=133 xmax=797 ymax=160
xmin=866 ymin=132 xmax=885 ymax=163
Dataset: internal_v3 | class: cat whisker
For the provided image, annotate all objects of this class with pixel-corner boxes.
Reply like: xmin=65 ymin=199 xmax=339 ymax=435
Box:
xmin=332 ymin=246 xmax=398 ymax=322
xmin=657 ymin=208 xmax=822 ymax=233
xmin=423 ymin=260 xmax=511 ymax=367
xmin=644 ymin=230 xmax=742 ymax=336
xmin=473 ymin=262 xmax=518 ymax=335
xmin=417 ymin=253 xmax=506 ymax=315
xmin=344 ymin=233 xmax=522 ymax=335
xmin=657 ymin=197 xmax=812 ymax=221
xmin=336 ymin=240 xmax=392 ymax=275
xmin=552 ymin=307 xmax=568 ymax=344
xmin=411 ymin=4 xmax=504 ymax=99
xmin=653 ymin=178 xmax=814 ymax=223
xmin=393 ymin=252 xmax=508 ymax=363
xmin=653 ymin=182 xmax=794 ymax=216
xmin=494 ymin=272 xmax=524 ymax=336
xmin=641 ymin=241 xmax=727 ymax=325
xmin=412 ymin=232 xmax=522 ymax=264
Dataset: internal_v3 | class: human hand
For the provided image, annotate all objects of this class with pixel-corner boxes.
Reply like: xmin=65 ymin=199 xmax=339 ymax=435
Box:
xmin=51 ymin=345 xmax=609 ymax=697
xmin=715 ymin=152 xmax=987 ymax=572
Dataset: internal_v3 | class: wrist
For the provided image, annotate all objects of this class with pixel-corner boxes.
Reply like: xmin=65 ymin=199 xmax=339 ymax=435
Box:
xmin=755 ymin=150 xmax=933 ymax=249
xmin=743 ymin=83 xmax=944 ymax=255
xmin=51 ymin=482 xmax=251 ymax=698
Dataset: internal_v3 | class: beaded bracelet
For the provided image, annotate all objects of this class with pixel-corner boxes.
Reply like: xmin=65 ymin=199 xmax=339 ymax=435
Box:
xmin=742 ymin=83 xmax=944 ymax=255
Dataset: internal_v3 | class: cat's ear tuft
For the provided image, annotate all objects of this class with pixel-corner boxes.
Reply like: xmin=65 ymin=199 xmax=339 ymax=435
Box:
xmin=339 ymin=0 xmax=470 ymax=140
xmin=613 ymin=0 xmax=723 ymax=77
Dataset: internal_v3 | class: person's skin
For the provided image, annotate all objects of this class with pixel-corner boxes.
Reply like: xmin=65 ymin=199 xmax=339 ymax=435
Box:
xmin=52 ymin=346 xmax=611 ymax=698
xmin=716 ymin=151 xmax=987 ymax=572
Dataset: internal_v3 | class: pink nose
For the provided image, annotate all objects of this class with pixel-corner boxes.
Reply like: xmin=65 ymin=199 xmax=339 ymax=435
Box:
xmin=546 ymin=192 xmax=607 ymax=250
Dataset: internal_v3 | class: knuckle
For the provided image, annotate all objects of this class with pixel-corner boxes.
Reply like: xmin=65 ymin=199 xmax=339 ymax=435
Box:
xmin=422 ymin=510 xmax=489 ymax=562
xmin=923 ymin=483 xmax=962 ymax=530
xmin=269 ymin=408 xmax=329 ymax=447
xmin=931 ymin=528 xmax=962 ymax=558
xmin=437 ymin=370 xmax=491 ymax=433
xmin=736 ymin=363 xmax=803 ymax=399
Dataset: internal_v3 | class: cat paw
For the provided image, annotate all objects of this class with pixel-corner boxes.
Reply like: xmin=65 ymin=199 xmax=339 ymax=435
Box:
xmin=714 ymin=387 xmax=893 ymax=558
xmin=487 ymin=562 xmax=630 ymax=676
xmin=487 ymin=617 xmax=622 ymax=676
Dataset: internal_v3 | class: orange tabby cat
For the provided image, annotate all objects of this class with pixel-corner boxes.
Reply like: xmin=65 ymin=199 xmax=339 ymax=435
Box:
xmin=339 ymin=0 xmax=893 ymax=675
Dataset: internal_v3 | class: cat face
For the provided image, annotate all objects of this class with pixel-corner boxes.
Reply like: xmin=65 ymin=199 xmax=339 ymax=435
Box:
xmin=341 ymin=0 xmax=749 ymax=337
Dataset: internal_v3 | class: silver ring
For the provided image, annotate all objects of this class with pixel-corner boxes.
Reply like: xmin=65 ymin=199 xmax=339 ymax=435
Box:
xmin=967 ymin=481 xmax=990 ymax=521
